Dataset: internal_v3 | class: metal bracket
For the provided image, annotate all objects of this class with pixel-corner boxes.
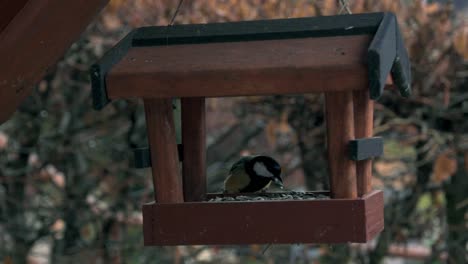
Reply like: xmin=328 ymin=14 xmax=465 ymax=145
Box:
xmin=349 ymin=137 xmax=383 ymax=161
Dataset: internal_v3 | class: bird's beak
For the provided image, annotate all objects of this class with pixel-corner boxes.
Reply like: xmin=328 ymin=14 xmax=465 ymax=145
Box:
xmin=273 ymin=177 xmax=284 ymax=189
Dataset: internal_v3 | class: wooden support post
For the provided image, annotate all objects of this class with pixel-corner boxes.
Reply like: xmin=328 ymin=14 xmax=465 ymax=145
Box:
xmin=325 ymin=91 xmax=357 ymax=199
xmin=144 ymin=98 xmax=184 ymax=203
xmin=353 ymin=89 xmax=374 ymax=196
xmin=181 ymin=98 xmax=207 ymax=202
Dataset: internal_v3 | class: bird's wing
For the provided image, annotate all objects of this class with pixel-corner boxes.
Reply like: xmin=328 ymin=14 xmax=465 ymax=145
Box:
xmin=229 ymin=156 xmax=252 ymax=173
xmin=224 ymin=157 xmax=252 ymax=193
xmin=224 ymin=171 xmax=251 ymax=193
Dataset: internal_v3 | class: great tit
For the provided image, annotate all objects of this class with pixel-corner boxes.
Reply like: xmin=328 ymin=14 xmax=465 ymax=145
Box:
xmin=224 ymin=155 xmax=283 ymax=193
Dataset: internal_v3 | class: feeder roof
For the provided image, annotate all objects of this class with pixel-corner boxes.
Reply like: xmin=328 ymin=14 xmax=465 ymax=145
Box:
xmin=91 ymin=12 xmax=411 ymax=110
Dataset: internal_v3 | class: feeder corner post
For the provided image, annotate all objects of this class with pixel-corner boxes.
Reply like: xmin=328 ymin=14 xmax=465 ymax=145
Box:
xmin=353 ymin=89 xmax=374 ymax=197
xmin=181 ymin=97 xmax=207 ymax=202
xmin=144 ymin=98 xmax=184 ymax=203
xmin=325 ymin=91 xmax=358 ymax=199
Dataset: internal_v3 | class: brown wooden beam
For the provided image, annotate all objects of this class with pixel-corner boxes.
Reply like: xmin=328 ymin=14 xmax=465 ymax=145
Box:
xmin=144 ymin=99 xmax=183 ymax=203
xmin=353 ymin=89 xmax=374 ymax=196
xmin=106 ymin=35 xmax=371 ymax=99
xmin=0 ymin=0 xmax=29 ymax=32
xmin=364 ymin=190 xmax=384 ymax=240
xmin=0 ymin=0 xmax=109 ymax=123
xmin=325 ymin=91 xmax=357 ymax=199
xmin=181 ymin=98 xmax=207 ymax=202
xmin=142 ymin=190 xmax=384 ymax=245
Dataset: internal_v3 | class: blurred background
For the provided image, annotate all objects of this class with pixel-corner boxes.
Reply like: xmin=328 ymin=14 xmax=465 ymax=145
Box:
xmin=0 ymin=0 xmax=467 ymax=263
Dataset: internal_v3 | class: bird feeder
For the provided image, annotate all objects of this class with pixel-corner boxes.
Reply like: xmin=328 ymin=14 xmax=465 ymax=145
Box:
xmin=90 ymin=12 xmax=411 ymax=245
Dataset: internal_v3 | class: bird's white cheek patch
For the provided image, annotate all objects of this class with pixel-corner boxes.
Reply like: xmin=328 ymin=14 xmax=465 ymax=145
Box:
xmin=253 ymin=162 xmax=274 ymax=178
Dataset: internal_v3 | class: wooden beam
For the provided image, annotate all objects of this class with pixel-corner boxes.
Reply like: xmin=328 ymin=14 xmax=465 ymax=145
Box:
xmin=181 ymin=98 xmax=207 ymax=202
xmin=0 ymin=0 xmax=29 ymax=32
xmin=142 ymin=190 xmax=384 ymax=245
xmin=106 ymin=35 xmax=371 ymax=99
xmin=353 ymin=89 xmax=375 ymax=196
xmin=325 ymin=91 xmax=357 ymax=199
xmin=0 ymin=0 xmax=109 ymax=123
xmin=144 ymin=99 xmax=184 ymax=203
xmin=364 ymin=190 xmax=384 ymax=241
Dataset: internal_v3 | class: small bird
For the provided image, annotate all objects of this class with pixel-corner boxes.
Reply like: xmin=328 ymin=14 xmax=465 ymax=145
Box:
xmin=224 ymin=155 xmax=283 ymax=193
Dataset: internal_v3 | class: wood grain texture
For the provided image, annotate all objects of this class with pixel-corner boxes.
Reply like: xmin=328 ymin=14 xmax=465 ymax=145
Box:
xmin=364 ymin=190 xmax=384 ymax=240
xmin=106 ymin=35 xmax=371 ymax=99
xmin=0 ymin=0 xmax=29 ymax=32
xmin=0 ymin=0 xmax=109 ymax=124
xmin=181 ymin=98 xmax=207 ymax=202
xmin=142 ymin=201 xmax=156 ymax=246
xmin=144 ymin=99 xmax=184 ymax=203
xmin=325 ymin=91 xmax=357 ymax=199
xmin=353 ymin=89 xmax=374 ymax=196
xmin=142 ymin=190 xmax=384 ymax=245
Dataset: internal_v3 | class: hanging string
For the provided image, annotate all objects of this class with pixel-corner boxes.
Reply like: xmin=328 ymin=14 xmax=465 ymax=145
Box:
xmin=166 ymin=0 xmax=184 ymax=45
xmin=338 ymin=0 xmax=352 ymax=14
xmin=168 ymin=0 xmax=185 ymax=26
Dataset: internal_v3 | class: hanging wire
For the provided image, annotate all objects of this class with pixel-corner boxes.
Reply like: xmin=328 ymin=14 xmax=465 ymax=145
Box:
xmin=338 ymin=0 xmax=352 ymax=14
xmin=168 ymin=0 xmax=185 ymax=26
xmin=166 ymin=0 xmax=185 ymax=45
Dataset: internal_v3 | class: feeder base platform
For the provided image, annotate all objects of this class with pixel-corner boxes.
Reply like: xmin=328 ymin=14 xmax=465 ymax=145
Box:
xmin=142 ymin=190 xmax=384 ymax=245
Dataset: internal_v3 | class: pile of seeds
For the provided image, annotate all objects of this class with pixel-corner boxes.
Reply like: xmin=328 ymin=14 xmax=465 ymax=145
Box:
xmin=207 ymin=191 xmax=329 ymax=202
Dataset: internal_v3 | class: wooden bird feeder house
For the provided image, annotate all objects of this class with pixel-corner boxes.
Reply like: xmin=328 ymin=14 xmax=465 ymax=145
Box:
xmin=90 ymin=12 xmax=411 ymax=245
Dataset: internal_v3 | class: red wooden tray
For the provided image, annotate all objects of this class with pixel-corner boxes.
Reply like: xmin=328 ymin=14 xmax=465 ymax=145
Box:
xmin=142 ymin=190 xmax=384 ymax=245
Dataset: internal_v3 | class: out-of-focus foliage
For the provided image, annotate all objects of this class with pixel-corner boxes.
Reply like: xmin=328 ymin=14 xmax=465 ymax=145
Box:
xmin=0 ymin=0 xmax=467 ymax=263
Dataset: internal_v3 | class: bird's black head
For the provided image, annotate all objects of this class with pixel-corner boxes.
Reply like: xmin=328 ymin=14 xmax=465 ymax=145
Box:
xmin=248 ymin=155 xmax=283 ymax=186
